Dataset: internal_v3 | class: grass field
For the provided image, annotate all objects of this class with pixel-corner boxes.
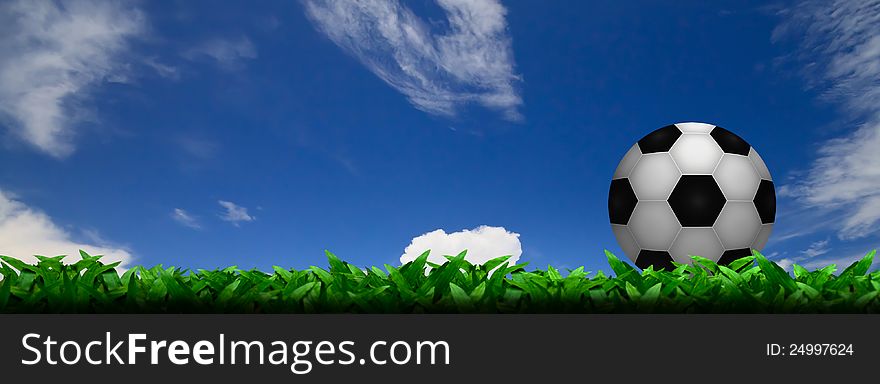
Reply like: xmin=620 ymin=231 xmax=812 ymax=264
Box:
xmin=1 ymin=249 xmax=878 ymax=313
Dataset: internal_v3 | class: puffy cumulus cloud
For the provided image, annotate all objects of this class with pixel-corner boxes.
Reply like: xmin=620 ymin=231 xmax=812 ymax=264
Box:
xmin=0 ymin=189 xmax=133 ymax=269
xmin=0 ymin=0 xmax=145 ymax=157
xmin=774 ymin=0 xmax=880 ymax=241
xmin=400 ymin=225 xmax=522 ymax=268
xmin=303 ymin=0 xmax=522 ymax=120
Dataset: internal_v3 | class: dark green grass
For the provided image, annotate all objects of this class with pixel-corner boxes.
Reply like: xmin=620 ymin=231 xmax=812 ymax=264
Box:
xmin=1 ymin=249 xmax=878 ymax=313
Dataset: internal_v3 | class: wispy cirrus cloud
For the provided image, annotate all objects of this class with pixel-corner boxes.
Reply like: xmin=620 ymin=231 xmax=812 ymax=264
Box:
xmin=302 ymin=0 xmax=522 ymax=120
xmin=0 ymin=0 xmax=144 ymax=157
xmin=144 ymin=56 xmax=180 ymax=80
xmin=171 ymin=208 xmax=201 ymax=229
xmin=175 ymin=135 xmax=220 ymax=161
xmin=799 ymin=251 xmax=875 ymax=271
xmin=218 ymin=200 xmax=255 ymax=226
xmin=800 ymin=239 xmax=831 ymax=258
xmin=182 ymin=36 xmax=257 ymax=70
xmin=773 ymin=0 xmax=880 ymax=241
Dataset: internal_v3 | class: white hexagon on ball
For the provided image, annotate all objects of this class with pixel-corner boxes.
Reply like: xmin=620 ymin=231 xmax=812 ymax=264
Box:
xmin=669 ymin=227 xmax=724 ymax=264
xmin=613 ymin=144 xmax=641 ymax=180
xmin=669 ymin=134 xmax=723 ymax=174
xmin=714 ymin=154 xmax=761 ymax=201
xmin=629 ymin=153 xmax=681 ymax=200
xmin=628 ymin=201 xmax=681 ymax=251
xmin=675 ymin=122 xmax=715 ymax=134
xmin=608 ymin=122 xmax=776 ymax=270
xmin=714 ymin=202 xmax=762 ymax=249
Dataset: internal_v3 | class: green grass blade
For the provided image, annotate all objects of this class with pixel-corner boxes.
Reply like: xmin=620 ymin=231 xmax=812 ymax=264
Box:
xmin=754 ymin=251 xmax=798 ymax=293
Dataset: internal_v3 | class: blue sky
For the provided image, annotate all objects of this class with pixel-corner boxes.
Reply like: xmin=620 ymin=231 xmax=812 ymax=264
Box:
xmin=1 ymin=0 xmax=878 ymax=274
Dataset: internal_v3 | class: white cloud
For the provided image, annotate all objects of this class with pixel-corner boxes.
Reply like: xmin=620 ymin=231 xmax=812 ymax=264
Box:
xmin=769 ymin=241 xmax=879 ymax=273
xmin=176 ymin=135 xmax=220 ymax=160
xmin=0 ymin=189 xmax=133 ymax=269
xmin=799 ymin=251 xmax=874 ymax=271
xmin=171 ymin=208 xmax=201 ymax=229
xmin=218 ymin=200 xmax=255 ymax=226
xmin=183 ymin=36 xmax=257 ymax=69
xmin=303 ymin=0 xmax=522 ymax=120
xmin=774 ymin=0 xmax=880 ymax=240
xmin=0 ymin=0 xmax=144 ymax=157
xmin=144 ymin=56 xmax=180 ymax=80
xmin=776 ymin=258 xmax=795 ymax=272
xmin=400 ymin=225 xmax=522 ymax=268
xmin=800 ymin=239 xmax=830 ymax=258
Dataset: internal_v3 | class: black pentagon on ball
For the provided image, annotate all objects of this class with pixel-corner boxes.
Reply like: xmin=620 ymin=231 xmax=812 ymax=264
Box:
xmin=668 ymin=175 xmax=726 ymax=227
xmin=636 ymin=250 xmax=676 ymax=271
xmin=637 ymin=124 xmax=682 ymax=154
xmin=710 ymin=126 xmax=751 ymax=155
xmin=754 ymin=179 xmax=776 ymax=224
xmin=718 ymin=248 xmax=753 ymax=266
xmin=608 ymin=178 xmax=638 ymax=225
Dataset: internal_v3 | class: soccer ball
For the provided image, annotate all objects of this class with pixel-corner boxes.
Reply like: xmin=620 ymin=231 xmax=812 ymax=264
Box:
xmin=608 ymin=122 xmax=775 ymax=270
